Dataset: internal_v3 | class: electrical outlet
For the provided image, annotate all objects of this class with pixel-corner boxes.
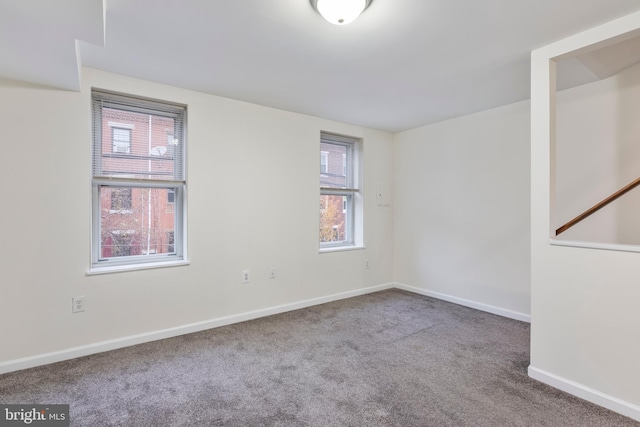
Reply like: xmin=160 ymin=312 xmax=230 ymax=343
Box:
xmin=269 ymin=268 xmax=277 ymax=279
xmin=242 ymin=269 xmax=251 ymax=283
xmin=365 ymin=259 xmax=370 ymax=269
xmin=72 ymin=296 xmax=85 ymax=313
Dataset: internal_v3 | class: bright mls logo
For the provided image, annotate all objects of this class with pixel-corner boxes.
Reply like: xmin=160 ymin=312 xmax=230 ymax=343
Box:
xmin=0 ymin=405 xmax=69 ymax=427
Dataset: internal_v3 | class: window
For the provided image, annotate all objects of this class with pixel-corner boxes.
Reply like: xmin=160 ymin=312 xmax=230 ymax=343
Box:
xmin=319 ymin=132 xmax=361 ymax=248
xmin=110 ymin=187 xmax=132 ymax=211
xmin=320 ymin=151 xmax=329 ymax=174
xmin=342 ymin=153 xmax=347 ymax=176
xmin=167 ymin=231 xmax=175 ymax=253
xmin=92 ymin=90 xmax=187 ymax=270
xmin=112 ymin=127 xmax=131 ymax=153
xmin=166 ymin=188 xmax=176 ymax=214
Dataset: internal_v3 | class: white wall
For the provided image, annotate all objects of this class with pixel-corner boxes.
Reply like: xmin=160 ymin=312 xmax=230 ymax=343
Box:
xmin=531 ymin=11 xmax=640 ymax=419
xmin=555 ymin=61 xmax=640 ymax=244
xmin=393 ymin=101 xmax=531 ymax=319
xmin=0 ymin=68 xmax=394 ymax=369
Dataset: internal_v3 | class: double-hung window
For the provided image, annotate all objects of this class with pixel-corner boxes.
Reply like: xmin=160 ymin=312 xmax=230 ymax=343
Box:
xmin=91 ymin=90 xmax=187 ymax=271
xmin=319 ymin=132 xmax=361 ymax=248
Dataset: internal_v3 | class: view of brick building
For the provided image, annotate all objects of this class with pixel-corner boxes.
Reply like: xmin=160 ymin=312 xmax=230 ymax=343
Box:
xmin=319 ymin=141 xmax=349 ymax=243
xmin=98 ymin=107 xmax=178 ymax=258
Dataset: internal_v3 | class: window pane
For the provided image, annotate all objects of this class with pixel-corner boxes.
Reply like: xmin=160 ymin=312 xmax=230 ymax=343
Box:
xmin=100 ymin=186 xmax=175 ymax=258
xmin=320 ymin=194 xmax=348 ymax=243
xmin=92 ymin=91 xmax=185 ymax=183
xmin=320 ymin=142 xmax=348 ymax=188
xmin=99 ymin=108 xmax=178 ymax=180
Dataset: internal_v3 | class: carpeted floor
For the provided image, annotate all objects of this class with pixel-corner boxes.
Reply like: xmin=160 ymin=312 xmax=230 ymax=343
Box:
xmin=0 ymin=289 xmax=637 ymax=426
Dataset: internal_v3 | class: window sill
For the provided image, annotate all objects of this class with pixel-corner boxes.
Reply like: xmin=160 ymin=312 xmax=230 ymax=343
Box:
xmin=549 ymin=239 xmax=640 ymax=253
xmin=87 ymin=259 xmax=190 ymax=276
xmin=319 ymin=245 xmax=365 ymax=254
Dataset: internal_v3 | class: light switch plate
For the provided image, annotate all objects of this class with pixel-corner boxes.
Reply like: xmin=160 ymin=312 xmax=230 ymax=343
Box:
xmin=377 ymin=184 xmax=391 ymax=206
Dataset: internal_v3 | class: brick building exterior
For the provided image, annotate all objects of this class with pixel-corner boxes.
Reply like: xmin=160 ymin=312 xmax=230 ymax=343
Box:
xmin=320 ymin=141 xmax=348 ymax=242
xmin=99 ymin=108 xmax=177 ymax=257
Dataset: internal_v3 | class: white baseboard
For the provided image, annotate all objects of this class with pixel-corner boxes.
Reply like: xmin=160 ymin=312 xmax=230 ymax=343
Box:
xmin=394 ymin=282 xmax=531 ymax=323
xmin=0 ymin=283 xmax=394 ymax=375
xmin=528 ymin=365 xmax=640 ymax=422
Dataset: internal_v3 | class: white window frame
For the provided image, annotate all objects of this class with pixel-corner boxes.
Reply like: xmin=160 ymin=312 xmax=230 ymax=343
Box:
xmin=319 ymin=132 xmax=363 ymax=250
xmin=90 ymin=90 xmax=188 ymax=273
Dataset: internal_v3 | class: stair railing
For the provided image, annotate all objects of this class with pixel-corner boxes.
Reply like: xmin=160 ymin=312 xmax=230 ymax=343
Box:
xmin=556 ymin=176 xmax=640 ymax=236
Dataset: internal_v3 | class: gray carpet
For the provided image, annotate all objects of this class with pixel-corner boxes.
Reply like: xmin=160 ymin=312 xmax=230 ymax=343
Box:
xmin=0 ymin=289 xmax=637 ymax=426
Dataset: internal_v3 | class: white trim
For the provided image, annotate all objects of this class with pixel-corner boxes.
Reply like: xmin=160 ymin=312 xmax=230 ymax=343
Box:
xmin=549 ymin=239 xmax=640 ymax=254
xmin=87 ymin=259 xmax=190 ymax=275
xmin=394 ymin=282 xmax=531 ymax=323
xmin=0 ymin=283 xmax=393 ymax=375
xmin=528 ymin=366 xmax=640 ymax=422
xmin=319 ymin=244 xmax=365 ymax=253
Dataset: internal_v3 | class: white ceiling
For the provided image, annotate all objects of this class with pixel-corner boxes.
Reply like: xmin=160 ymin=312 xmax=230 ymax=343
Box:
xmin=2 ymin=0 xmax=640 ymax=132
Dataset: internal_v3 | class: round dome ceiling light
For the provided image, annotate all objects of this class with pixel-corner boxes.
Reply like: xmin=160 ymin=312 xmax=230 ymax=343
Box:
xmin=310 ymin=0 xmax=373 ymax=25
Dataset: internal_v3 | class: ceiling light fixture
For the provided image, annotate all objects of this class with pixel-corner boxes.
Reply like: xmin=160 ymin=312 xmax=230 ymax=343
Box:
xmin=310 ymin=0 xmax=373 ymax=26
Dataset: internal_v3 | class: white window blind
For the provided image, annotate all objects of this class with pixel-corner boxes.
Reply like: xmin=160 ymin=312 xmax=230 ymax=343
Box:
xmin=320 ymin=133 xmax=356 ymax=191
xmin=92 ymin=91 xmax=185 ymax=182
xmin=91 ymin=90 xmax=187 ymax=270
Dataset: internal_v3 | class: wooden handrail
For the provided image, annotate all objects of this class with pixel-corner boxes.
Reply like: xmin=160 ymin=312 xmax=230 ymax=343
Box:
xmin=556 ymin=176 xmax=640 ymax=236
